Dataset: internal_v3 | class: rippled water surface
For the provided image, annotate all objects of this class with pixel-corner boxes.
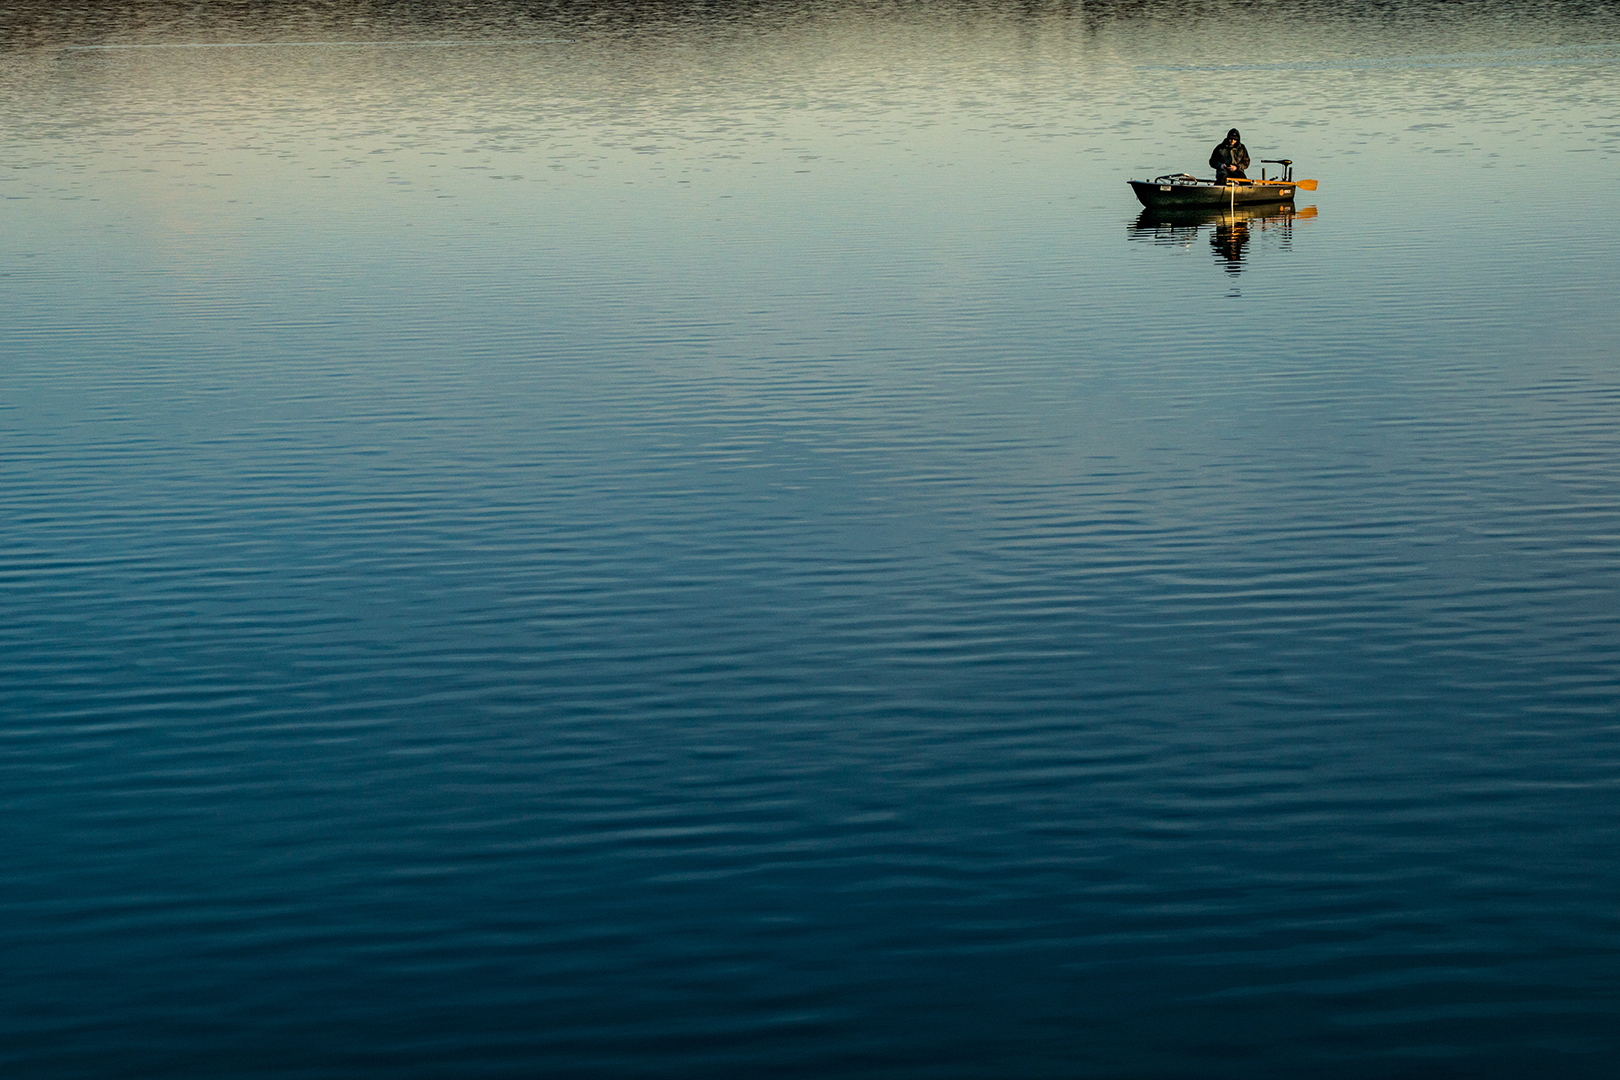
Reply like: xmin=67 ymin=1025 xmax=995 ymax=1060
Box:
xmin=5 ymin=2 xmax=1620 ymax=1076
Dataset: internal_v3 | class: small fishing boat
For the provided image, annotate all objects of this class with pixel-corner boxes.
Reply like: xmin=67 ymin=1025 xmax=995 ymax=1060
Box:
xmin=1129 ymin=159 xmax=1317 ymax=209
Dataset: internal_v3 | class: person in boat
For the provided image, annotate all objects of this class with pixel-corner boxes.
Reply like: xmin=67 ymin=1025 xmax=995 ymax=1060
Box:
xmin=1210 ymin=128 xmax=1250 ymax=183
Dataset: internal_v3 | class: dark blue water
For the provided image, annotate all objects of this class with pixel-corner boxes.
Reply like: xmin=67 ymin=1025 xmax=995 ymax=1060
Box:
xmin=5 ymin=2 xmax=1620 ymax=1076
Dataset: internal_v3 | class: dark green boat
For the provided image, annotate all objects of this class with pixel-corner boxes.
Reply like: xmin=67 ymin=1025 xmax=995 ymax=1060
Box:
xmin=1129 ymin=159 xmax=1317 ymax=209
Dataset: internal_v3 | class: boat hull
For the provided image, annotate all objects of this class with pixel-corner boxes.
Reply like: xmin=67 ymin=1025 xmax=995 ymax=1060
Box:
xmin=1130 ymin=179 xmax=1298 ymax=208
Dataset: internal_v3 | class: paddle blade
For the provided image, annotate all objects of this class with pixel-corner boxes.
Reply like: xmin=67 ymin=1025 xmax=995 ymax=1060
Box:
xmin=1294 ymin=179 xmax=1318 ymax=191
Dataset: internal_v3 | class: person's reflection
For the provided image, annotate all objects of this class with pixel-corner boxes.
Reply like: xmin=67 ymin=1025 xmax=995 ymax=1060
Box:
xmin=1211 ymin=215 xmax=1251 ymax=274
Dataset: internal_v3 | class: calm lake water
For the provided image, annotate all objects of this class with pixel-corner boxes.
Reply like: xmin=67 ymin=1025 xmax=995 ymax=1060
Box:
xmin=4 ymin=2 xmax=1620 ymax=1076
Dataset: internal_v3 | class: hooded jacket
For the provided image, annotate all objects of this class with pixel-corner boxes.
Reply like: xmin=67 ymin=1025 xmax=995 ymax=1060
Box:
xmin=1210 ymin=131 xmax=1250 ymax=172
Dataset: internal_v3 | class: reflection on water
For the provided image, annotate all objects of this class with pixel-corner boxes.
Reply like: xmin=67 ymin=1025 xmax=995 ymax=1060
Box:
xmin=1128 ymin=205 xmax=1319 ymax=275
xmin=6 ymin=2 xmax=1620 ymax=1078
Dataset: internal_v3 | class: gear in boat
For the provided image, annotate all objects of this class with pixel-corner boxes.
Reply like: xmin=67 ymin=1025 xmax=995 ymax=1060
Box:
xmin=1129 ymin=159 xmax=1318 ymax=209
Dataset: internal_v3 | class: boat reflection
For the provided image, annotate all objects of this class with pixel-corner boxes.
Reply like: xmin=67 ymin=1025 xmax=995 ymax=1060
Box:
xmin=1128 ymin=204 xmax=1317 ymax=275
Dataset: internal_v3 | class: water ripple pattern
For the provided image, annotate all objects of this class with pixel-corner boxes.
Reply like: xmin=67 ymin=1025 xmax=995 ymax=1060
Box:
xmin=4 ymin=2 xmax=1620 ymax=1077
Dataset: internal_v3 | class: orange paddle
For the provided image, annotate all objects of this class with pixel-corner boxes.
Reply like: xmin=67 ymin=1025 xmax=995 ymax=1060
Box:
xmin=1225 ymin=177 xmax=1319 ymax=191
